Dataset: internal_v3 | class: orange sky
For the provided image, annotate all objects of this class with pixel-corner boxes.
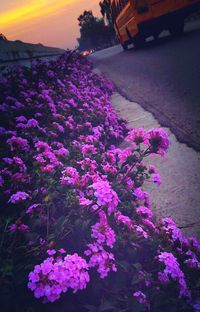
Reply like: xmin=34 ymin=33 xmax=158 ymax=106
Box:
xmin=0 ymin=0 xmax=101 ymax=49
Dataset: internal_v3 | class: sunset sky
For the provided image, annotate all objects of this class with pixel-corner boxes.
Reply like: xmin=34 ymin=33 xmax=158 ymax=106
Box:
xmin=0 ymin=0 xmax=101 ymax=49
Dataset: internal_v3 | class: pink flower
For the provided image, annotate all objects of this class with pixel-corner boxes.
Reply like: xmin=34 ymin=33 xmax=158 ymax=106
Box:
xmin=79 ymin=197 xmax=93 ymax=207
xmin=152 ymin=173 xmax=161 ymax=186
xmin=133 ymin=188 xmax=145 ymax=200
xmin=7 ymin=136 xmax=29 ymax=151
xmin=91 ymin=212 xmax=116 ymax=248
xmin=118 ymin=147 xmax=132 ymax=163
xmin=8 ymin=224 xmax=17 ymax=232
xmin=133 ymin=291 xmax=147 ymax=304
xmin=125 ymin=128 xmax=148 ymax=145
xmin=60 ymin=167 xmax=79 ymax=186
xmin=85 ymin=243 xmax=117 ymax=279
xmin=81 ymin=144 xmax=97 ymax=156
xmin=142 ymin=219 xmax=156 ymax=232
xmin=114 ymin=211 xmax=133 ymax=229
xmin=41 ymin=164 xmax=55 ymax=173
xmin=35 ymin=141 xmax=51 ymax=152
xmin=134 ymin=225 xmax=148 ymax=239
xmin=158 ymin=252 xmax=190 ymax=298
xmin=90 ymin=180 xmax=119 ymax=215
xmin=136 ymin=206 xmax=153 ymax=219
xmin=26 ymin=203 xmax=41 ymax=214
xmin=47 ymin=249 xmax=56 ymax=256
xmin=16 ymin=116 xmax=27 ymax=123
xmin=26 ymin=118 xmax=39 ymax=128
xmin=58 ymin=248 xmax=66 ymax=254
xmin=8 ymin=223 xmax=29 ymax=232
xmin=28 ymin=253 xmax=89 ymax=303
xmin=147 ymin=128 xmax=170 ymax=156
xmin=54 ymin=147 xmax=69 ymax=157
xmin=53 ymin=122 xmax=65 ymax=133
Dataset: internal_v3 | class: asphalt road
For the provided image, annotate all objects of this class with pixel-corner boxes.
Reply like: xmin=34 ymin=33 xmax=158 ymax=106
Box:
xmin=90 ymin=20 xmax=200 ymax=151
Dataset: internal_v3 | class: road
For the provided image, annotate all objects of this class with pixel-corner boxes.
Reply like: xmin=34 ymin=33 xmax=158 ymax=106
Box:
xmin=90 ymin=20 xmax=200 ymax=151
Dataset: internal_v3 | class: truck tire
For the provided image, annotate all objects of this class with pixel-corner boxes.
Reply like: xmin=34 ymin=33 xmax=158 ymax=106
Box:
xmin=133 ymin=33 xmax=145 ymax=48
xmin=169 ymin=19 xmax=184 ymax=36
xmin=121 ymin=42 xmax=128 ymax=51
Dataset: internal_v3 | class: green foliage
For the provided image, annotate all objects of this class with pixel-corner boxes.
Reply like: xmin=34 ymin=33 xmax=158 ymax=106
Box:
xmin=77 ymin=10 xmax=115 ymax=51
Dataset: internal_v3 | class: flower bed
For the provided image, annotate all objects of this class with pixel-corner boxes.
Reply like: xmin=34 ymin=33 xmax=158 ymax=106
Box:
xmin=0 ymin=52 xmax=199 ymax=311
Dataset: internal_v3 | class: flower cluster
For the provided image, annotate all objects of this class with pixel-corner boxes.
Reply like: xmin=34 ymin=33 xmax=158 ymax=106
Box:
xmin=90 ymin=180 xmax=119 ymax=215
xmin=158 ymin=252 xmax=189 ymax=298
xmin=85 ymin=243 xmax=117 ymax=278
xmin=0 ymin=51 xmax=199 ymax=311
xmin=60 ymin=167 xmax=80 ymax=186
xmin=28 ymin=253 xmax=89 ymax=302
xmin=133 ymin=291 xmax=150 ymax=310
xmin=8 ymin=222 xmax=29 ymax=233
xmin=8 ymin=191 xmax=29 ymax=204
xmin=91 ymin=212 xmax=116 ymax=248
xmin=125 ymin=127 xmax=170 ymax=156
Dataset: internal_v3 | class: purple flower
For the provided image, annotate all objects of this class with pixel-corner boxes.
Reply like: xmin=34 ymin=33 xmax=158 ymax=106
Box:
xmin=147 ymin=128 xmax=170 ymax=156
xmin=133 ymin=188 xmax=145 ymax=200
xmin=54 ymin=147 xmax=69 ymax=157
xmin=90 ymin=180 xmax=119 ymax=215
xmin=53 ymin=122 xmax=64 ymax=133
xmin=60 ymin=167 xmax=79 ymax=186
xmin=58 ymin=248 xmax=66 ymax=254
xmin=134 ymin=225 xmax=148 ymax=239
xmin=47 ymin=249 xmax=56 ymax=256
xmin=152 ymin=173 xmax=161 ymax=186
xmin=114 ymin=211 xmax=133 ymax=229
xmin=8 ymin=191 xmax=29 ymax=204
xmin=91 ymin=212 xmax=116 ymax=248
xmin=26 ymin=118 xmax=39 ymax=128
xmin=6 ymin=136 xmax=29 ymax=151
xmin=81 ymin=144 xmax=97 ymax=156
xmin=158 ymin=252 xmax=190 ymax=298
xmin=16 ymin=116 xmax=27 ymax=123
xmin=8 ymin=223 xmax=29 ymax=233
xmin=26 ymin=203 xmax=41 ymax=214
xmin=133 ymin=291 xmax=147 ymax=304
xmin=85 ymin=243 xmax=117 ymax=279
xmin=28 ymin=253 xmax=89 ymax=302
xmin=136 ymin=206 xmax=153 ymax=219
xmin=126 ymin=128 xmax=148 ymax=145
xmin=79 ymin=197 xmax=93 ymax=207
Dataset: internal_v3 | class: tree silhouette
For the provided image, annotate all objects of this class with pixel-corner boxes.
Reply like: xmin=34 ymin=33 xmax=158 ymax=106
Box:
xmin=77 ymin=10 xmax=115 ymax=51
xmin=78 ymin=10 xmax=96 ymax=29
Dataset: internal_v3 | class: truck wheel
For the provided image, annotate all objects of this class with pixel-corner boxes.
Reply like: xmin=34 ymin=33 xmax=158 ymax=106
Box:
xmin=169 ymin=19 xmax=184 ymax=36
xmin=133 ymin=34 xmax=145 ymax=48
xmin=121 ymin=42 xmax=128 ymax=51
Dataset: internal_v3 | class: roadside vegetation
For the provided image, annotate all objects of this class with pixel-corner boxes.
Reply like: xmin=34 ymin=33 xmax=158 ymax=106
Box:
xmin=77 ymin=10 xmax=116 ymax=52
xmin=0 ymin=52 xmax=200 ymax=311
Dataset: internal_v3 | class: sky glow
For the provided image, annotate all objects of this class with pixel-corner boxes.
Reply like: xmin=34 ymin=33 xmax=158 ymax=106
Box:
xmin=0 ymin=0 xmax=101 ymax=49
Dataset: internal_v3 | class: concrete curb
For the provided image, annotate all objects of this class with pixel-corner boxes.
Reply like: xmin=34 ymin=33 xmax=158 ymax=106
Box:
xmin=111 ymin=92 xmax=200 ymax=238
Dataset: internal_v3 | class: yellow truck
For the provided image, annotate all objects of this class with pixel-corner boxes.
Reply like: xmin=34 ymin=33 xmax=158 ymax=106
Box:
xmin=110 ymin=0 xmax=200 ymax=49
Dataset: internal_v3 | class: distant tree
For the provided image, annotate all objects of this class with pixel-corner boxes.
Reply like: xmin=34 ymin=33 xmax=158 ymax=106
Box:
xmin=77 ymin=10 xmax=116 ymax=51
xmin=78 ymin=10 xmax=96 ymax=29
xmin=0 ymin=33 xmax=8 ymax=41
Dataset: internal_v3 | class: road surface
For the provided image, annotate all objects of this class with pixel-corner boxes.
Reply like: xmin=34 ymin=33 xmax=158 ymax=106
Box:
xmin=90 ymin=20 xmax=200 ymax=151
